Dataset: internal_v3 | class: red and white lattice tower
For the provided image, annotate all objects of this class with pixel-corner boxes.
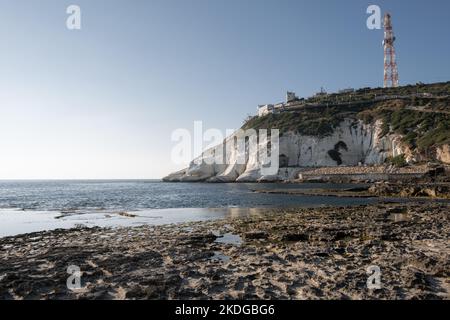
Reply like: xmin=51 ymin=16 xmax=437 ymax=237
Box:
xmin=383 ymin=13 xmax=399 ymax=88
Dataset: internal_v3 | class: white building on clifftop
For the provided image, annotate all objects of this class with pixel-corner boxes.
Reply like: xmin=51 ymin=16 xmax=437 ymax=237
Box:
xmin=257 ymin=91 xmax=298 ymax=117
xmin=257 ymin=104 xmax=274 ymax=117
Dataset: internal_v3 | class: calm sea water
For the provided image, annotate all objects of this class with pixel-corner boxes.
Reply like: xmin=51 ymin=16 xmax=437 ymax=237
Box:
xmin=0 ymin=180 xmax=374 ymax=211
xmin=0 ymin=180 xmax=377 ymax=237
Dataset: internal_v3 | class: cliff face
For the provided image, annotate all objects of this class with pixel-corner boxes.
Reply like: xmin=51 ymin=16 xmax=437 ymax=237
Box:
xmin=163 ymin=118 xmax=417 ymax=182
xmin=164 ymin=81 xmax=450 ymax=182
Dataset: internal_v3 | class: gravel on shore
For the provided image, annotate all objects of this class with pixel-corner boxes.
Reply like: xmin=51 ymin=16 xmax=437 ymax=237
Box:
xmin=0 ymin=202 xmax=448 ymax=300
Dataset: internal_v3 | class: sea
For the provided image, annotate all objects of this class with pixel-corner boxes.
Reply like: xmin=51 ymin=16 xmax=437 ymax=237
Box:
xmin=0 ymin=180 xmax=378 ymax=237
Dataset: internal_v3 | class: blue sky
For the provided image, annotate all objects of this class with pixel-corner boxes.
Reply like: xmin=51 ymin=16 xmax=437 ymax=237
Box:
xmin=0 ymin=0 xmax=449 ymax=179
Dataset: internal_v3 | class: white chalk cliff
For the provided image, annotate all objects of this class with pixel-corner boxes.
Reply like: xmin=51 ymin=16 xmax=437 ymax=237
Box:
xmin=163 ymin=118 xmax=426 ymax=182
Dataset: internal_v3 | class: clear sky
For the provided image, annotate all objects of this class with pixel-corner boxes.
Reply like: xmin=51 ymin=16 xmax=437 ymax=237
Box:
xmin=0 ymin=0 xmax=449 ymax=179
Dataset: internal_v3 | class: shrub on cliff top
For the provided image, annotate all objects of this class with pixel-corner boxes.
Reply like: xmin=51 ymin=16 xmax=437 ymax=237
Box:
xmin=242 ymin=111 xmax=343 ymax=137
xmin=378 ymin=109 xmax=450 ymax=150
xmin=386 ymin=154 xmax=407 ymax=167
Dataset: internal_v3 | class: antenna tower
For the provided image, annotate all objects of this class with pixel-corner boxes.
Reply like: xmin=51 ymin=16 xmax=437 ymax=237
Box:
xmin=383 ymin=13 xmax=399 ymax=88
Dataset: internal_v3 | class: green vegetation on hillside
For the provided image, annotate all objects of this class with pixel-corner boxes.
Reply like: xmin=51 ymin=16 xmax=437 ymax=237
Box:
xmin=242 ymin=109 xmax=343 ymax=137
xmin=358 ymin=99 xmax=450 ymax=150
xmin=379 ymin=109 xmax=450 ymax=150
xmin=386 ymin=154 xmax=407 ymax=167
xmin=243 ymin=81 xmax=450 ymax=150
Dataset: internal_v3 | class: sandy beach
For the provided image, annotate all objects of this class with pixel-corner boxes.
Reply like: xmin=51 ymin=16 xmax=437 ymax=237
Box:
xmin=0 ymin=201 xmax=448 ymax=300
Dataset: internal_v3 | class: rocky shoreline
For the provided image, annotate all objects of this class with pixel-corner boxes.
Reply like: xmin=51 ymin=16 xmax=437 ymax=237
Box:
xmin=253 ymin=182 xmax=450 ymax=199
xmin=0 ymin=202 xmax=449 ymax=300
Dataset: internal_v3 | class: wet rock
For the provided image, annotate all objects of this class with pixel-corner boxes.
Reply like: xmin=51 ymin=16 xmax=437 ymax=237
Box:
xmin=244 ymin=231 xmax=268 ymax=240
xmin=181 ymin=233 xmax=218 ymax=244
xmin=281 ymin=233 xmax=309 ymax=242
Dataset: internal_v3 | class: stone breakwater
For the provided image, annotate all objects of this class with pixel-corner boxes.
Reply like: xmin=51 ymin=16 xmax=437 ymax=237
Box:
xmin=296 ymin=165 xmax=439 ymax=183
xmin=298 ymin=165 xmax=431 ymax=175
xmin=0 ymin=202 xmax=448 ymax=300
